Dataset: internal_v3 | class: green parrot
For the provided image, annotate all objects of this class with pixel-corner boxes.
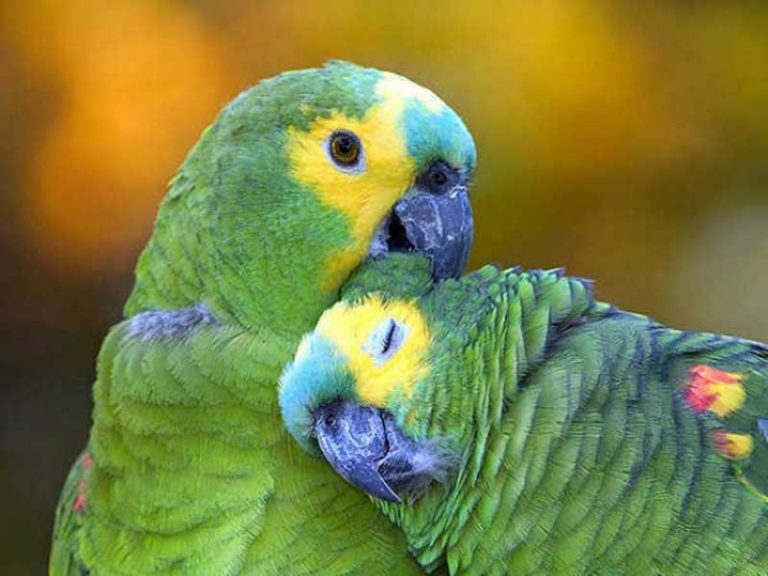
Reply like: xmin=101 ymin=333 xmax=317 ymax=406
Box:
xmin=49 ymin=61 xmax=477 ymax=575
xmin=279 ymin=258 xmax=768 ymax=575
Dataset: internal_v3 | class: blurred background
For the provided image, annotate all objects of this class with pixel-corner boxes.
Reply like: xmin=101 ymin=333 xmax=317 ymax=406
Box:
xmin=1 ymin=0 xmax=766 ymax=572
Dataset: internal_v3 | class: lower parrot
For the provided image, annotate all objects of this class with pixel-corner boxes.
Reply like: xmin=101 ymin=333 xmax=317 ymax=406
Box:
xmin=280 ymin=257 xmax=768 ymax=575
xmin=50 ymin=62 xmax=476 ymax=575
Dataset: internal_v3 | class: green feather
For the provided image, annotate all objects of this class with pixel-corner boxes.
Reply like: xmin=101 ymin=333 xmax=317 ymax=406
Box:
xmin=51 ymin=62 xmax=476 ymax=576
xmin=282 ymin=259 xmax=768 ymax=575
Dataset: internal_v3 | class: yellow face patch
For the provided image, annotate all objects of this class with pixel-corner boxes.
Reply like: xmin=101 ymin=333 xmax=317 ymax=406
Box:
xmin=314 ymin=296 xmax=431 ymax=407
xmin=287 ymin=74 xmax=448 ymax=289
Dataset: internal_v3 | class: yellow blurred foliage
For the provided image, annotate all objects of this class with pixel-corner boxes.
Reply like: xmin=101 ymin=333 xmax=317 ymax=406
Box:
xmin=5 ymin=0 xmax=234 ymax=271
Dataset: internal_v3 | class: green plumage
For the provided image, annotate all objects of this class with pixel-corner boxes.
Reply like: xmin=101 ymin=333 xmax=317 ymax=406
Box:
xmin=50 ymin=61 xmax=477 ymax=576
xmin=281 ymin=260 xmax=768 ymax=575
xmin=50 ymin=452 xmax=90 ymax=576
xmin=125 ymin=62 xmax=381 ymax=335
xmin=65 ymin=314 xmax=413 ymax=574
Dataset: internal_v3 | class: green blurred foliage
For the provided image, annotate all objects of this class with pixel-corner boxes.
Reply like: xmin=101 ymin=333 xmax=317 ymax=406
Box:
xmin=0 ymin=1 xmax=766 ymax=572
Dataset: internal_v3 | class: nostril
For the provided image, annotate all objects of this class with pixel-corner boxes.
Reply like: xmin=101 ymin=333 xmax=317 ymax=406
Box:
xmin=314 ymin=403 xmax=341 ymax=432
xmin=431 ymin=169 xmax=448 ymax=187
xmin=415 ymin=159 xmax=460 ymax=195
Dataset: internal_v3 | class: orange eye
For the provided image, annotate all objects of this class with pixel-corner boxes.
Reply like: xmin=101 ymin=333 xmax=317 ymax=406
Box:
xmin=329 ymin=131 xmax=362 ymax=168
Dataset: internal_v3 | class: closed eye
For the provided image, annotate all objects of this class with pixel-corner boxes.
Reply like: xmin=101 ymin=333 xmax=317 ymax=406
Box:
xmin=364 ymin=318 xmax=408 ymax=365
xmin=381 ymin=320 xmax=397 ymax=355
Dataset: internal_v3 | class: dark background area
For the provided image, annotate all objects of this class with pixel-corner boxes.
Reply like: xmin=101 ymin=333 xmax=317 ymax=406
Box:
xmin=1 ymin=1 xmax=767 ymax=573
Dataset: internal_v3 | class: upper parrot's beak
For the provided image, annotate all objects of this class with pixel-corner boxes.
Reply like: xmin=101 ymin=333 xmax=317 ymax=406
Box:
xmin=369 ymin=161 xmax=473 ymax=281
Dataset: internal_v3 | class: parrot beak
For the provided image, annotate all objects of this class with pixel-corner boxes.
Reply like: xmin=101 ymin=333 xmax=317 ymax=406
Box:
xmin=369 ymin=162 xmax=473 ymax=281
xmin=312 ymin=400 xmax=451 ymax=503
xmin=312 ymin=401 xmax=402 ymax=503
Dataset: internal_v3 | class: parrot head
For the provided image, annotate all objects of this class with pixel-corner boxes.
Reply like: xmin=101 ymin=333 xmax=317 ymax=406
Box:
xmin=126 ymin=61 xmax=476 ymax=336
xmin=279 ymin=289 xmax=460 ymax=503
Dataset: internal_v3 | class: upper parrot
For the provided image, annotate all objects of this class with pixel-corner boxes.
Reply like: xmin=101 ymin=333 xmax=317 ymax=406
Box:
xmin=49 ymin=62 xmax=476 ymax=575
xmin=280 ymin=258 xmax=768 ymax=575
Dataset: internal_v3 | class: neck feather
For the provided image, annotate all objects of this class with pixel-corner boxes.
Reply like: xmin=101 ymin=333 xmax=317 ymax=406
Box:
xmin=381 ymin=270 xmax=606 ymax=570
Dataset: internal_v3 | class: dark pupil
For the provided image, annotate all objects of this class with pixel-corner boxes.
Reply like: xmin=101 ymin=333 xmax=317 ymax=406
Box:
xmin=332 ymin=134 xmax=359 ymax=164
xmin=336 ymin=137 xmax=353 ymax=155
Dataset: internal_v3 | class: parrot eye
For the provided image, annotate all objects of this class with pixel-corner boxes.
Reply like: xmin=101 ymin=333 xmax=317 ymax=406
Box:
xmin=363 ymin=318 xmax=408 ymax=366
xmin=327 ymin=130 xmax=364 ymax=172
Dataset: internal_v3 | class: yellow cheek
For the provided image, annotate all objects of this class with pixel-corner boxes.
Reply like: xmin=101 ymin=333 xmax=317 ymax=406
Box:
xmin=315 ymin=297 xmax=430 ymax=407
xmin=286 ymin=75 xmax=448 ymax=290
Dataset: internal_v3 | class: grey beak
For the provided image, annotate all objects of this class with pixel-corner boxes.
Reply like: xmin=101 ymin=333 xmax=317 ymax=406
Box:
xmin=313 ymin=401 xmax=401 ymax=503
xmin=368 ymin=160 xmax=474 ymax=281
xmin=393 ymin=185 xmax=473 ymax=280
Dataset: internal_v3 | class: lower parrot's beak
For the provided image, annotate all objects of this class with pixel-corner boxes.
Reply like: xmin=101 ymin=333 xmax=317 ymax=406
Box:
xmin=311 ymin=400 xmax=455 ymax=503
xmin=312 ymin=401 xmax=402 ymax=503
xmin=368 ymin=162 xmax=473 ymax=281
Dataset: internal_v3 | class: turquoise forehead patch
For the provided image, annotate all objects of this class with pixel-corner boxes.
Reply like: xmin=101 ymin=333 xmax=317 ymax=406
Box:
xmin=402 ymin=98 xmax=477 ymax=174
xmin=279 ymin=335 xmax=356 ymax=454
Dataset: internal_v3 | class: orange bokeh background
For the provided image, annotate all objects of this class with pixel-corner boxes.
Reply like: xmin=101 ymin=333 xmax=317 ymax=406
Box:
xmin=0 ymin=1 xmax=766 ymax=571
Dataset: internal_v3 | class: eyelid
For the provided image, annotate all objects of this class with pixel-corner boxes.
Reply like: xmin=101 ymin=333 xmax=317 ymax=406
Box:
xmin=363 ymin=318 xmax=408 ymax=366
xmin=381 ymin=320 xmax=397 ymax=355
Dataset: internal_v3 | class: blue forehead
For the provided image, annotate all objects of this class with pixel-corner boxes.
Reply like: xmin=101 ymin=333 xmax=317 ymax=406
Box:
xmin=279 ymin=335 xmax=356 ymax=453
xmin=402 ymin=99 xmax=477 ymax=174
